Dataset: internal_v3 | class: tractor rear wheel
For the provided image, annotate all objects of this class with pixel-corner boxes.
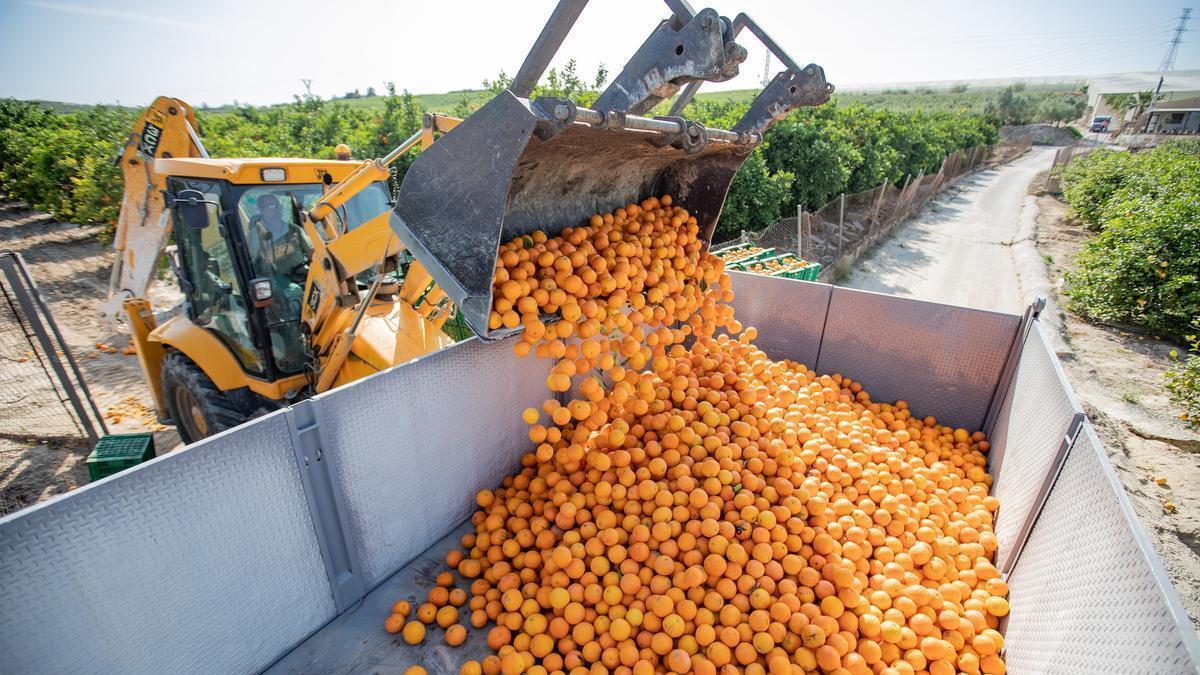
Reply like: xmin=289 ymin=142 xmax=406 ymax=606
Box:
xmin=161 ymin=351 xmax=254 ymax=443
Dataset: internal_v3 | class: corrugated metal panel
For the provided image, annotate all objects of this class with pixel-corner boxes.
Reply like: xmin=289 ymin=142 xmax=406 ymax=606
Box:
xmin=816 ymin=287 xmax=1019 ymax=430
xmin=728 ymin=272 xmax=830 ymax=369
xmin=1005 ymin=423 xmax=1200 ymax=673
xmin=317 ymin=339 xmax=550 ymax=589
xmin=0 ymin=414 xmax=335 ymax=675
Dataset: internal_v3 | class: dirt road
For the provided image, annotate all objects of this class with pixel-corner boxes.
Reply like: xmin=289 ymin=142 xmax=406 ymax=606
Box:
xmin=842 ymin=147 xmax=1056 ymax=313
xmin=838 ymin=147 xmax=1200 ymax=630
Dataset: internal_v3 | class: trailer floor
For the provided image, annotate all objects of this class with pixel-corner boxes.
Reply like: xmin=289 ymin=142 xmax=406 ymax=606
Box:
xmin=267 ymin=521 xmax=489 ymax=675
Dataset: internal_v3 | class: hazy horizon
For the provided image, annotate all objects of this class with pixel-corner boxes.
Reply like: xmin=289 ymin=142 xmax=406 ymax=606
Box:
xmin=1 ymin=0 xmax=1196 ymax=107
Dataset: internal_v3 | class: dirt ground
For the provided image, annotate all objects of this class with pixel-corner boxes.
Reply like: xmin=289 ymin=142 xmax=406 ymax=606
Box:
xmin=1033 ymin=193 xmax=1200 ymax=626
xmin=0 ymin=202 xmax=181 ymax=516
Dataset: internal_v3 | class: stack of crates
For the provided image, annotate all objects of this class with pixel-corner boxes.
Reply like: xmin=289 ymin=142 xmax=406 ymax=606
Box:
xmin=710 ymin=243 xmax=777 ymax=266
xmin=441 ymin=309 xmax=474 ymax=342
xmin=727 ymin=252 xmax=821 ymax=281
xmin=86 ymin=433 xmax=156 ymax=482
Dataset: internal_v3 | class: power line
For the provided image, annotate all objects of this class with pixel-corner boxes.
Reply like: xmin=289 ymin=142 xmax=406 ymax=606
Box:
xmin=1159 ymin=8 xmax=1193 ymax=71
xmin=1150 ymin=8 xmax=1193 ymax=112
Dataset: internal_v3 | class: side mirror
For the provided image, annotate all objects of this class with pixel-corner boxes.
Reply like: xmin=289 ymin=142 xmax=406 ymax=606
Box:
xmin=249 ymin=277 xmax=274 ymax=308
xmin=175 ymin=189 xmax=217 ymax=230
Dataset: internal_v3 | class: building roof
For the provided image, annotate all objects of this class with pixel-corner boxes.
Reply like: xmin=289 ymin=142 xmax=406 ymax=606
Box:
xmin=1150 ymin=95 xmax=1200 ymax=111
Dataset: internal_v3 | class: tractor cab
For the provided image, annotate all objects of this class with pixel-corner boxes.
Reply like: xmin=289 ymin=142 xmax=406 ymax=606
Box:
xmin=154 ymin=157 xmax=392 ymax=395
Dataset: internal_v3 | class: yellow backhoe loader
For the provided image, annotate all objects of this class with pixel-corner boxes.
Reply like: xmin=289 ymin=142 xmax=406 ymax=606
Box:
xmin=110 ymin=97 xmax=466 ymax=441
xmin=112 ymin=0 xmax=829 ymax=444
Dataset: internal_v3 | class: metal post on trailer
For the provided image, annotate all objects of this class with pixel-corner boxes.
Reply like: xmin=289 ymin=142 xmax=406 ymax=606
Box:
xmin=1000 ymin=410 xmax=1087 ymax=577
xmin=286 ymin=398 xmax=364 ymax=613
xmin=0 ymin=251 xmax=106 ymax=444
xmin=982 ymin=297 xmax=1046 ymax=438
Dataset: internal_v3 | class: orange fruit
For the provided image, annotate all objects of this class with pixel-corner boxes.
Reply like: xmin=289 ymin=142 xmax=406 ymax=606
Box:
xmin=391 ymin=197 xmax=1009 ymax=674
xmin=384 ymin=614 xmax=405 ymax=634
xmin=401 ymin=621 xmax=425 ymax=645
xmin=437 ymin=606 xmax=459 ymax=628
xmin=445 ymin=624 xmax=467 ymax=646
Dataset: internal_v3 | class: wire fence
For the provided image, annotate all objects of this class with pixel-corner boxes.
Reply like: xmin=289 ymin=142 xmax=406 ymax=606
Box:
xmin=0 ymin=252 xmax=102 ymax=444
xmin=1043 ymin=144 xmax=1100 ymax=193
xmin=716 ymin=140 xmax=1033 ymax=278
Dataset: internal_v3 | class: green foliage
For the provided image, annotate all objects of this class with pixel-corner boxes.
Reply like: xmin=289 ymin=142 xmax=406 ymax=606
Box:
xmin=1034 ymin=95 xmax=1086 ymax=125
xmin=715 ymin=149 xmax=794 ymax=240
xmin=1165 ymin=328 xmax=1200 ymax=430
xmin=1063 ymin=141 xmax=1200 ymax=336
xmin=0 ymin=67 xmax=999 ymax=243
xmin=0 ymin=99 xmax=135 ymax=230
xmin=1060 ymin=150 xmax=1133 ymax=229
xmin=985 ymin=85 xmax=1035 ymax=125
xmin=761 ymin=102 xmax=996 ymax=211
xmin=0 ymin=89 xmax=426 ymax=234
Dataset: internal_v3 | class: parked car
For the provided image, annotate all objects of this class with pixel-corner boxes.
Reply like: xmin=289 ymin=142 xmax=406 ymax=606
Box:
xmin=1090 ymin=116 xmax=1113 ymax=132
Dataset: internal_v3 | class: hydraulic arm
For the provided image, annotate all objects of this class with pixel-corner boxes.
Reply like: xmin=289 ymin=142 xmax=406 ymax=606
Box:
xmin=100 ymin=96 xmax=207 ymax=324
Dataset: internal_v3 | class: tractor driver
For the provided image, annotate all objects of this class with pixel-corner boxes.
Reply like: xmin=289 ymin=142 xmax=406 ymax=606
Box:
xmin=247 ymin=193 xmax=312 ymax=372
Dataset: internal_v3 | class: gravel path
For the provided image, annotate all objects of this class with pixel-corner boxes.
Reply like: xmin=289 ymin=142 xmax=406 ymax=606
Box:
xmin=840 ymin=147 xmax=1056 ymax=313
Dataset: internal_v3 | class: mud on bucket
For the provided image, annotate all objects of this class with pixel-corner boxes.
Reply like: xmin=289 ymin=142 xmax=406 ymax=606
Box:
xmin=389 ymin=91 xmax=755 ymax=340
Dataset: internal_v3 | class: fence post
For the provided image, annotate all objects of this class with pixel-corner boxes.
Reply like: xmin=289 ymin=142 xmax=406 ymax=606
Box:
xmin=802 ymin=211 xmax=812 ymax=263
xmin=890 ymin=174 xmax=911 ymax=222
xmin=871 ymin=180 xmax=887 ymax=225
xmin=906 ymin=170 xmax=924 ymax=217
xmin=795 ymin=203 xmax=803 ymax=260
xmin=0 ymin=252 xmax=104 ymax=443
xmin=836 ymin=193 xmax=846 ymax=259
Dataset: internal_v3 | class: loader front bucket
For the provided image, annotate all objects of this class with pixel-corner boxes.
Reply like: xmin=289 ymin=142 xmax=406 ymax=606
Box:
xmin=389 ymin=91 xmax=755 ymax=340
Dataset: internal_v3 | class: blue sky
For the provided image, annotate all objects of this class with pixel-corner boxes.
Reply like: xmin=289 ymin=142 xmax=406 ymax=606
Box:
xmin=0 ymin=0 xmax=1196 ymax=106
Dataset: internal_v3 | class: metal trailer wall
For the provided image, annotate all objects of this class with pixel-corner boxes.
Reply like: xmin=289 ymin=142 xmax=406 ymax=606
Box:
xmin=1 ymin=273 xmax=1198 ymax=673
xmin=0 ymin=414 xmax=337 ymax=674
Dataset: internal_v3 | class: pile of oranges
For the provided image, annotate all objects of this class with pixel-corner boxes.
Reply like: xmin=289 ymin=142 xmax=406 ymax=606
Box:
xmin=386 ymin=196 xmax=1008 ymax=675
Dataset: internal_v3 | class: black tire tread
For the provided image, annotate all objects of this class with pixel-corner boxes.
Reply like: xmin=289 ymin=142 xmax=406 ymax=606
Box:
xmin=161 ymin=351 xmax=254 ymax=442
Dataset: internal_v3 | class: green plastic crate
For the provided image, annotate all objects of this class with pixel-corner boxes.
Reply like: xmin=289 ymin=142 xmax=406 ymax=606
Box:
xmin=441 ymin=310 xmax=475 ymax=342
xmin=87 ymin=433 xmax=156 ymax=482
xmin=710 ymin=242 xmax=750 ymax=256
xmin=798 ymin=262 xmax=822 ymax=281
xmin=777 ymin=262 xmax=821 ymax=281
xmin=717 ymin=245 xmax=776 ymax=265
xmin=737 ymin=247 xmax=777 ymax=264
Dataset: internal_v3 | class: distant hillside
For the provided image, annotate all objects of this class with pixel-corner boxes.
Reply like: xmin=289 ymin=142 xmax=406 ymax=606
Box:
xmin=19 ymin=80 xmax=1086 ymax=118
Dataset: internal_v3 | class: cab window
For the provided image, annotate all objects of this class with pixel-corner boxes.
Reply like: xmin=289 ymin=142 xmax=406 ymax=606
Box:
xmin=234 ymin=181 xmax=389 ymax=374
xmin=169 ymin=178 xmax=266 ymax=375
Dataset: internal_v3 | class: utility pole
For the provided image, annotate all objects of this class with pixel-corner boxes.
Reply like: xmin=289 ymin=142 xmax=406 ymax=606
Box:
xmin=761 ymin=51 xmax=771 ymax=88
xmin=1147 ymin=8 xmax=1192 ymax=121
xmin=301 ymin=79 xmax=314 ymax=98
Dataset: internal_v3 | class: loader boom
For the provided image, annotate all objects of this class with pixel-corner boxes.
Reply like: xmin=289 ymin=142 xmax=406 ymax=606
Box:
xmin=100 ymin=96 xmax=207 ymax=323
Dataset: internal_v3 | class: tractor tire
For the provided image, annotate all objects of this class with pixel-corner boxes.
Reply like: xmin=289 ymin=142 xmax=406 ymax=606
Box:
xmin=161 ymin=351 xmax=256 ymax=443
